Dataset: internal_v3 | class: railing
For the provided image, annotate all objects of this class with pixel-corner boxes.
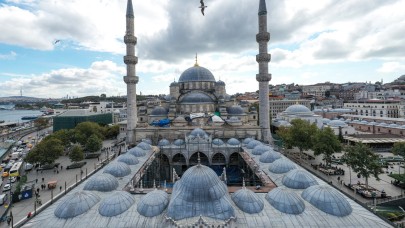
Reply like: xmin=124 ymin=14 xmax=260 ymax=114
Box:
xmin=365 ymin=194 xmax=405 ymax=206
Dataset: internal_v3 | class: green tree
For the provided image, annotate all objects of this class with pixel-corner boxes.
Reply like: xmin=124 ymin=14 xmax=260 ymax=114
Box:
xmin=343 ymin=143 xmax=381 ymax=189
xmin=25 ymin=137 xmax=64 ymax=165
xmin=313 ymin=127 xmax=342 ymax=168
xmin=75 ymin=122 xmax=105 ymax=142
xmin=338 ymin=126 xmax=344 ymax=142
xmin=69 ymin=145 xmax=84 ymax=163
xmin=277 ymin=119 xmax=318 ymax=161
xmin=86 ymin=134 xmax=102 ymax=152
xmin=50 ymin=129 xmax=74 ymax=147
xmin=392 ymin=142 xmax=405 ymax=158
xmin=34 ymin=118 xmax=49 ymax=129
xmin=104 ymin=125 xmax=120 ymax=139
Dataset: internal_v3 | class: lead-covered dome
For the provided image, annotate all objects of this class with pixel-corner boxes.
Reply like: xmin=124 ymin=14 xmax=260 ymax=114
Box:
xmin=227 ymin=105 xmax=244 ymax=115
xmin=282 ymin=169 xmax=318 ymax=189
xmin=216 ymin=80 xmax=225 ymax=86
xmin=150 ymin=106 xmax=168 ymax=116
xmin=266 ymin=187 xmax=305 ymax=215
xmin=190 ymin=128 xmax=207 ymax=137
xmin=247 ymin=140 xmax=262 ymax=149
xmin=178 ymin=65 xmax=216 ymax=82
xmin=83 ymin=173 xmax=119 ymax=192
xmin=137 ymin=189 xmax=169 ymax=217
xmin=173 ymin=139 xmax=185 ymax=146
xmin=259 ymin=151 xmax=281 ymax=163
xmin=212 ymin=138 xmax=225 ymax=146
xmin=269 ymin=158 xmax=296 ymax=174
xmin=302 ymin=185 xmax=352 ymax=217
xmin=117 ymin=154 xmax=139 ymax=165
xmin=252 ymin=145 xmax=270 ymax=155
xmin=328 ymin=120 xmax=347 ymax=128
xmin=103 ymin=162 xmax=131 ymax=177
xmin=180 ymin=92 xmax=214 ymax=103
xmin=158 ymin=139 xmax=171 ymax=146
xmin=243 ymin=138 xmax=254 ymax=145
xmin=128 ymin=147 xmax=146 ymax=157
xmin=285 ymin=104 xmax=312 ymax=114
xmin=137 ymin=142 xmax=152 ymax=150
xmin=227 ymin=138 xmax=240 ymax=146
xmin=98 ymin=191 xmax=135 ymax=217
xmin=54 ymin=191 xmax=100 ymax=219
xmin=232 ymin=187 xmax=264 ymax=214
xmin=167 ymin=164 xmax=235 ymax=220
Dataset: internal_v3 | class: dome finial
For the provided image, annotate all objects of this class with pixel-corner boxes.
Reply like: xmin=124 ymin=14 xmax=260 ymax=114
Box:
xmin=153 ymin=179 xmax=156 ymax=189
xmin=197 ymin=152 xmax=201 ymax=166
xmin=194 ymin=53 xmax=199 ymax=67
xmin=242 ymin=177 xmax=246 ymax=189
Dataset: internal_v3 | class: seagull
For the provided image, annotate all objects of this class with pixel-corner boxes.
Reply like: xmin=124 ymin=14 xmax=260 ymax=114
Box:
xmin=199 ymin=0 xmax=207 ymax=16
xmin=54 ymin=40 xmax=60 ymax=44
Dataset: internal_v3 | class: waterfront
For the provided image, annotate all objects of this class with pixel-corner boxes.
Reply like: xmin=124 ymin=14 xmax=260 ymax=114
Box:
xmin=0 ymin=110 xmax=42 ymax=123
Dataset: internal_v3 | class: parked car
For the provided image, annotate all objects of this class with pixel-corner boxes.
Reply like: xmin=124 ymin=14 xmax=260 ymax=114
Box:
xmin=9 ymin=177 xmax=16 ymax=183
xmin=2 ymin=184 xmax=11 ymax=192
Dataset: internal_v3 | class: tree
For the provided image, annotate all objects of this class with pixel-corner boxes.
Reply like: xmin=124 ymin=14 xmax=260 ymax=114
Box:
xmin=75 ymin=122 xmax=105 ymax=142
xmin=392 ymin=142 xmax=405 ymax=158
xmin=338 ymin=126 xmax=344 ymax=142
xmin=69 ymin=145 xmax=84 ymax=163
xmin=276 ymin=119 xmax=318 ymax=161
xmin=34 ymin=118 xmax=49 ymax=130
xmin=86 ymin=134 xmax=102 ymax=152
xmin=25 ymin=137 xmax=64 ymax=165
xmin=343 ymin=143 xmax=381 ymax=189
xmin=104 ymin=125 xmax=120 ymax=139
xmin=50 ymin=129 xmax=74 ymax=147
xmin=313 ymin=127 xmax=342 ymax=168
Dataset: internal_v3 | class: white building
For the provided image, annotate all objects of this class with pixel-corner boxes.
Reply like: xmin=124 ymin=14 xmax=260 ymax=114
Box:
xmin=273 ymin=104 xmax=323 ymax=129
xmin=269 ymin=100 xmax=310 ymax=120
xmin=343 ymin=100 xmax=400 ymax=118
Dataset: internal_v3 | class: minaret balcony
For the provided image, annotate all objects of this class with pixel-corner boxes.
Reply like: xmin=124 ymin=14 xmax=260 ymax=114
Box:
xmin=124 ymin=75 xmax=139 ymax=84
xmin=256 ymin=32 xmax=270 ymax=42
xmin=124 ymin=35 xmax=137 ymax=44
xmin=124 ymin=55 xmax=138 ymax=64
xmin=256 ymin=73 xmax=272 ymax=82
xmin=256 ymin=53 xmax=271 ymax=63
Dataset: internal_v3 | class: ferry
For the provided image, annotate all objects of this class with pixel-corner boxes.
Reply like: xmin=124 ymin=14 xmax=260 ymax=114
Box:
xmin=21 ymin=116 xmax=39 ymax=120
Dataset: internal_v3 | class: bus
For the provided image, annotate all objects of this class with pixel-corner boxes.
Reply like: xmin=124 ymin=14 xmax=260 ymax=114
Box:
xmin=9 ymin=161 xmax=23 ymax=177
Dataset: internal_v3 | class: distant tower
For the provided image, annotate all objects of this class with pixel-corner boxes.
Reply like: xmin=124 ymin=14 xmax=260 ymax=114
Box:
xmin=256 ymin=0 xmax=273 ymax=144
xmin=123 ymin=0 xmax=139 ymax=145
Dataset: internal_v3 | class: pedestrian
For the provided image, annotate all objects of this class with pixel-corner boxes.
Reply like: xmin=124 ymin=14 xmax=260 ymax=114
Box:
xmin=57 ymin=170 xmax=59 ymax=174
xmin=7 ymin=216 xmax=11 ymax=225
xmin=37 ymin=187 xmax=40 ymax=193
xmin=36 ymin=178 xmax=38 ymax=183
xmin=60 ymin=186 xmax=62 ymax=192
xmin=60 ymin=166 xmax=63 ymax=170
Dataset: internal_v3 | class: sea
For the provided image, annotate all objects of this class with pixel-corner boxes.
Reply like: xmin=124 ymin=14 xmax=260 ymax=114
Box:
xmin=0 ymin=109 xmax=43 ymax=124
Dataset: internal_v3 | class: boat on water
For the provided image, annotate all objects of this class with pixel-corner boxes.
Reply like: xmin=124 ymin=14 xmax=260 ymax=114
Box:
xmin=21 ymin=116 xmax=39 ymax=120
xmin=0 ymin=120 xmax=4 ymax=124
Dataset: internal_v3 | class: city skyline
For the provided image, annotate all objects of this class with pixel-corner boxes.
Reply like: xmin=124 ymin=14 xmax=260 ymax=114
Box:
xmin=0 ymin=0 xmax=404 ymax=98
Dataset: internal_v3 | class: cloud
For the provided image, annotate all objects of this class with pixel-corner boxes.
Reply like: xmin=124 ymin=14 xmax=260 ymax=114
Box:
xmin=0 ymin=51 xmax=16 ymax=60
xmin=0 ymin=60 xmax=125 ymax=98
xmin=377 ymin=62 xmax=405 ymax=73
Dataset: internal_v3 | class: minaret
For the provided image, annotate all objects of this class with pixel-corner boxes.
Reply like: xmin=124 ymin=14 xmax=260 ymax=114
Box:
xmin=123 ymin=0 xmax=138 ymax=145
xmin=256 ymin=0 xmax=273 ymax=144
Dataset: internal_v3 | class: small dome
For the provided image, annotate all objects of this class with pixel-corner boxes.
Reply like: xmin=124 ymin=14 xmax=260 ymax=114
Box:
xmin=170 ymin=81 xmax=178 ymax=87
xmin=285 ymin=105 xmax=311 ymax=114
xmin=173 ymin=139 xmax=185 ymax=146
xmin=322 ymin=118 xmax=331 ymax=124
xmin=259 ymin=151 xmax=281 ymax=163
xmin=142 ymin=138 xmax=152 ymax=144
xmin=137 ymin=142 xmax=152 ymax=150
xmin=227 ymin=116 xmax=241 ymax=122
xmin=252 ymin=145 xmax=271 ymax=155
xmin=328 ymin=120 xmax=348 ymax=128
xmin=167 ymin=164 xmax=234 ymax=220
xmin=246 ymin=140 xmax=262 ymax=149
xmin=150 ymin=106 xmax=168 ymax=116
xmin=137 ymin=189 xmax=169 ymax=217
xmin=103 ymin=162 xmax=131 ymax=177
xmin=190 ymin=128 xmax=207 ymax=137
xmin=302 ymin=185 xmax=352 ymax=217
xmin=243 ymin=138 xmax=254 ymax=145
xmin=378 ymin=122 xmax=388 ymax=127
xmin=390 ymin=123 xmax=399 ymax=127
xmin=227 ymin=138 xmax=240 ymax=146
xmin=128 ymin=147 xmax=146 ymax=157
xmin=180 ymin=92 xmax=214 ymax=103
xmin=282 ymin=169 xmax=318 ymax=189
xmin=352 ymin=119 xmax=360 ymax=123
xmin=178 ymin=65 xmax=216 ymax=82
xmin=269 ymin=158 xmax=296 ymax=174
xmin=117 ymin=154 xmax=139 ymax=165
xmin=173 ymin=116 xmax=187 ymax=123
xmin=266 ymin=187 xmax=305 ymax=215
xmin=360 ymin=120 xmax=368 ymax=124
xmin=232 ymin=187 xmax=264 ymax=214
xmin=227 ymin=105 xmax=244 ymax=115
xmin=367 ymin=121 xmax=377 ymax=126
xmin=158 ymin=139 xmax=171 ymax=146
xmin=216 ymin=80 xmax=225 ymax=86
xmin=83 ymin=173 xmax=119 ymax=192
xmin=99 ymin=191 xmax=135 ymax=217
xmin=54 ymin=191 xmax=100 ymax=219
xmin=212 ymin=138 xmax=225 ymax=146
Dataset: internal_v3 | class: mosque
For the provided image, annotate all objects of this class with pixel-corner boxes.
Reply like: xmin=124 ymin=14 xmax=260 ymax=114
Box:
xmin=21 ymin=0 xmax=393 ymax=227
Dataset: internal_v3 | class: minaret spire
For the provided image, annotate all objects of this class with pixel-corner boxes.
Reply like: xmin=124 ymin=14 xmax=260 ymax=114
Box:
xmin=123 ymin=0 xmax=139 ymax=145
xmin=256 ymin=0 xmax=273 ymax=144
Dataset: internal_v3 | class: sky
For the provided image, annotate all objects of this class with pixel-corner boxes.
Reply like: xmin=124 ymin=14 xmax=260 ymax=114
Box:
xmin=0 ymin=0 xmax=404 ymax=98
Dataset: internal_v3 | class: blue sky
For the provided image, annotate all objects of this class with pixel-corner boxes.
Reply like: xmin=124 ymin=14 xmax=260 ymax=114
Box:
xmin=0 ymin=0 xmax=404 ymax=98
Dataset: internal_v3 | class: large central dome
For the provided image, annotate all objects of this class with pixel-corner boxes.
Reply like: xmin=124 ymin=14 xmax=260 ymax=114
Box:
xmin=178 ymin=65 xmax=216 ymax=82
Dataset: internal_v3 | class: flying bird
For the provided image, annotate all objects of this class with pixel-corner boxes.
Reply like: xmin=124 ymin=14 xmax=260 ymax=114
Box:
xmin=199 ymin=0 xmax=207 ymax=16
xmin=54 ymin=40 xmax=60 ymax=44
